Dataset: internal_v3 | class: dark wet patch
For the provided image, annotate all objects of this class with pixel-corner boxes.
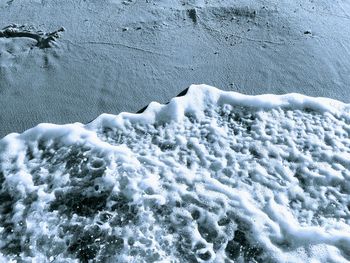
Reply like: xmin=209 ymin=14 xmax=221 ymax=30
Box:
xmin=187 ymin=8 xmax=198 ymax=24
xmin=49 ymin=190 xmax=110 ymax=217
xmin=66 ymin=225 xmax=124 ymax=262
xmin=226 ymin=229 xmax=264 ymax=261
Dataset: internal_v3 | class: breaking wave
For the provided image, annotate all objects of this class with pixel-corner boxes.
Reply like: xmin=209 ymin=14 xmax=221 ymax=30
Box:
xmin=1 ymin=85 xmax=350 ymax=262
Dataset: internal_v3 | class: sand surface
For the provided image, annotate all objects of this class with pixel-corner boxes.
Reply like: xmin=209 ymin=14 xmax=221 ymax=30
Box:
xmin=0 ymin=0 xmax=350 ymax=137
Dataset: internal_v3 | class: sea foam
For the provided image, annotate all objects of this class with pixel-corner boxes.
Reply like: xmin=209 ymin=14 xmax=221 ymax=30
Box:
xmin=1 ymin=85 xmax=350 ymax=262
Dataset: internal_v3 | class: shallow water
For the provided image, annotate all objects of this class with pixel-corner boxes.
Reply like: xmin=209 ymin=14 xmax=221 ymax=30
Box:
xmin=1 ymin=85 xmax=350 ymax=262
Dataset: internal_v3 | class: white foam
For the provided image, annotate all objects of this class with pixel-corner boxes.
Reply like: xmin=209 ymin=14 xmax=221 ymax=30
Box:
xmin=1 ymin=84 xmax=350 ymax=262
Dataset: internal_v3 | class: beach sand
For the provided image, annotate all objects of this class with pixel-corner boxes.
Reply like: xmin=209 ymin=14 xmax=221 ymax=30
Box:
xmin=0 ymin=0 xmax=349 ymax=137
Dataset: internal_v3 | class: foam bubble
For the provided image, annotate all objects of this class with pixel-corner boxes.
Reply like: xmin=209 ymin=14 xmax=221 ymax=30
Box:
xmin=1 ymin=84 xmax=350 ymax=262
